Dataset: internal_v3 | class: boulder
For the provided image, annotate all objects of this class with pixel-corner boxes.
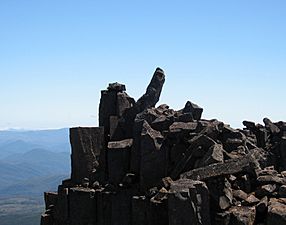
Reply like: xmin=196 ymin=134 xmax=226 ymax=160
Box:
xmin=200 ymin=143 xmax=224 ymax=167
xmin=181 ymin=150 xmax=261 ymax=181
xmin=228 ymin=206 xmax=256 ymax=225
xmin=168 ymin=179 xmax=211 ymax=225
xmin=169 ymin=121 xmax=198 ymax=133
xmin=267 ymin=198 xmax=286 ymax=225
xmin=178 ymin=101 xmax=203 ymax=120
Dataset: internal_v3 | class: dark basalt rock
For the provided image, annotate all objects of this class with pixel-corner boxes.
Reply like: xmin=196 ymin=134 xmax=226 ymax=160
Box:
xmin=178 ymin=101 xmax=203 ymax=120
xmin=181 ymin=149 xmax=261 ymax=181
xmin=135 ymin=67 xmax=165 ymax=112
xmin=199 ymin=143 xmax=224 ymax=167
xmin=110 ymin=68 xmax=165 ymax=140
xmin=140 ymin=121 xmax=166 ymax=191
xmin=267 ymin=198 xmax=286 ymax=225
xmin=69 ymin=187 xmax=97 ymax=225
xmin=70 ymin=127 xmax=105 ymax=184
xmin=107 ymin=138 xmax=133 ymax=184
xmin=168 ymin=179 xmax=211 ymax=225
xmin=41 ymin=68 xmax=286 ymax=225
xmin=228 ymin=206 xmax=256 ymax=225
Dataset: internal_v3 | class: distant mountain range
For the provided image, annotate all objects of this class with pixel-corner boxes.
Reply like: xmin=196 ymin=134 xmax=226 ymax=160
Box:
xmin=0 ymin=128 xmax=71 ymax=196
xmin=0 ymin=148 xmax=70 ymax=195
xmin=0 ymin=128 xmax=71 ymax=225
xmin=0 ymin=128 xmax=70 ymax=158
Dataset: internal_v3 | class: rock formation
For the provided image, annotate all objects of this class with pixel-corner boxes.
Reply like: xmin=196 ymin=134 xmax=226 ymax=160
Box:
xmin=41 ymin=68 xmax=286 ymax=225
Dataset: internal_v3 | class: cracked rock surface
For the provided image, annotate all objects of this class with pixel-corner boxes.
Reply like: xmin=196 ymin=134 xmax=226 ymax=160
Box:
xmin=41 ymin=68 xmax=286 ymax=225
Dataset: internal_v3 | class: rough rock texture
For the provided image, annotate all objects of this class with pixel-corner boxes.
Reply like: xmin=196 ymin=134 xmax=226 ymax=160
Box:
xmin=168 ymin=179 xmax=211 ymax=225
xmin=70 ymin=127 xmax=105 ymax=184
xmin=41 ymin=68 xmax=286 ymax=225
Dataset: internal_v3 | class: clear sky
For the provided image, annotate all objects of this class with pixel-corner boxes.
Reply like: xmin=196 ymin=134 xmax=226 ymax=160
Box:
xmin=0 ymin=0 xmax=285 ymax=129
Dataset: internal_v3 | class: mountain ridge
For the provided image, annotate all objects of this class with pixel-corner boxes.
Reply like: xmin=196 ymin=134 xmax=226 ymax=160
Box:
xmin=0 ymin=128 xmax=71 ymax=225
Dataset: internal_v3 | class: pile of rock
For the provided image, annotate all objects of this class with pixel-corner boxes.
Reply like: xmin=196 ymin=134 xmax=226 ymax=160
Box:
xmin=41 ymin=68 xmax=286 ymax=225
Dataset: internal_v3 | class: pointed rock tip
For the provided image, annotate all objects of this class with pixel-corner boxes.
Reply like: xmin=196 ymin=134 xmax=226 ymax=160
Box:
xmin=155 ymin=67 xmax=164 ymax=74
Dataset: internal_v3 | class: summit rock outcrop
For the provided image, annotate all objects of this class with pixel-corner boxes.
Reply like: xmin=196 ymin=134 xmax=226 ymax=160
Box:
xmin=41 ymin=68 xmax=286 ymax=225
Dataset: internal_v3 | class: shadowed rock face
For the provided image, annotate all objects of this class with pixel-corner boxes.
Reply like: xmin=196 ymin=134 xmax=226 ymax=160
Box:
xmin=41 ymin=68 xmax=286 ymax=225
xmin=111 ymin=68 xmax=166 ymax=141
xmin=136 ymin=67 xmax=165 ymax=112
xmin=70 ymin=127 xmax=105 ymax=184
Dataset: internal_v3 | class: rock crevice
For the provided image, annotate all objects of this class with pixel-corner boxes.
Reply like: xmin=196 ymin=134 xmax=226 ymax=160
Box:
xmin=41 ymin=68 xmax=286 ymax=225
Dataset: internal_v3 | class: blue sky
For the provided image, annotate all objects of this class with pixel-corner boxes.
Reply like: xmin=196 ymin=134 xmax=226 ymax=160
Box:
xmin=0 ymin=0 xmax=285 ymax=129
